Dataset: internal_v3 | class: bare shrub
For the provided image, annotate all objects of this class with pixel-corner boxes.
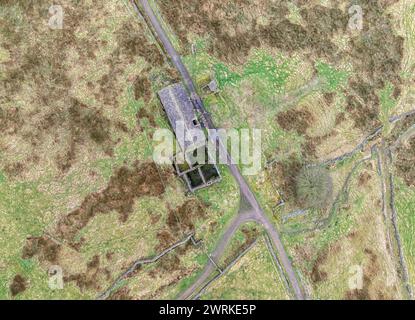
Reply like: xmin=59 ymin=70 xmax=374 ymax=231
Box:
xmin=295 ymin=166 xmax=333 ymax=209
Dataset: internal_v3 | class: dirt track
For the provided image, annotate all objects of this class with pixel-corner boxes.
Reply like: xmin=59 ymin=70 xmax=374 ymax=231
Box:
xmin=134 ymin=0 xmax=305 ymax=300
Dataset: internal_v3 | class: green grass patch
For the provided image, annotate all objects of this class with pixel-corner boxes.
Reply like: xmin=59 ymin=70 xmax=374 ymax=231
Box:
xmin=378 ymin=82 xmax=397 ymax=132
xmin=316 ymin=61 xmax=349 ymax=92
xmin=202 ymin=238 xmax=289 ymax=300
xmin=395 ymin=177 xmax=415 ymax=289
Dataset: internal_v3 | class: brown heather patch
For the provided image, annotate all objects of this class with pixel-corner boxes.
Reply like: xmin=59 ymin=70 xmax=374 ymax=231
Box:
xmin=156 ymin=254 xmax=182 ymax=274
xmin=344 ymin=0 xmax=403 ymax=131
xmin=145 ymin=243 xmax=196 ymax=296
xmin=388 ymin=113 xmax=415 ymax=144
xmin=310 ymin=250 xmax=328 ymax=283
xmin=271 ymin=157 xmax=303 ymax=201
xmin=133 ymin=75 xmax=152 ymax=102
xmin=150 ymin=213 xmax=162 ymax=224
xmin=166 ymin=200 xmax=207 ymax=234
xmin=309 ymin=229 xmax=396 ymax=299
xmin=302 ymin=135 xmax=321 ymax=160
xmin=358 ymin=172 xmax=372 ymax=187
xmin=114 ymin=21 xmax=164 ymax=67
xmin=64 ymin=255 xmax=112 ymax=292
xmin=0 ymin=1 xmax=165 ymax=180
xmin=156 ymin=229 xmax=177 ymax=252
xmin=56 ymin=98 xmax=114 ymax=173
xmin=109 ymin=287 xmax=133 ymax=300
xmin=223 ymin=225 xmax=260 ymax=266
xmin=276 ymin=108 xmax=314 ymax=135
xmin=21 ymin=236 xmax=114 ymax=293
xmin=335 ymin=112 xmax=346 ymax=126
xmin=93 ymin=19 xmax=163 ymax=105
xmin=123 ymin=265 xmax=143 ymax=280
xmin=323 ymin=92 xmax=335 ymax=105
xmin=159 ymin=1 xmax=403 ymax=132
xmin=0 ymin=2 xmax=98 ymax=105
xmin=395 ymin=136 xmax=415 ymax=187
xmin=9 ymin=275 xmax=28 ymax=297
xmin=56 ymin=162 xmax=171 ymax=247
xmin=2 ymin=162 xmax=25 ymax=179
xmin=144 ymin=268 xmax=196 ymax=300
xmin=0 ymin=107 xmax=23 ymax=134
xmin=158 ymin=0 xmax=287 ymax=63
xmin=263 ymin=6 xmax=347 ymax=60
xmin=156 ymin=199 xmax=208 ymax=251
xmin=137 ymin=108 xmax=157 ymax=132
xmin=345 ymin=248 xmax=392 ymax=300
xmin=105 ymin=252 xmax=114 ymax=261
xmin=22 ymin=236 xmax=61 ymax=264
xmin=344 ymin=274 xmax=371 ymax=300
xmin=158 ymin=1 xmax=347 ymax=63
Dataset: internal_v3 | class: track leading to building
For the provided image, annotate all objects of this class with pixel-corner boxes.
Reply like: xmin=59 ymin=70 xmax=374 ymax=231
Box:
xmin=133 ymin=0 xmax=305 ymax=300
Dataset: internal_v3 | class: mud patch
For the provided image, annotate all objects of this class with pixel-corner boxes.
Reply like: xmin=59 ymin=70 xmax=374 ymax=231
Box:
xmin=9 ymin=274 xmax=28 ymax=297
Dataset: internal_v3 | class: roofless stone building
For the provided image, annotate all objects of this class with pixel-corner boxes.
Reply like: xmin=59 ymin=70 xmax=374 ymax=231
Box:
xmin=158 ymin=83 xmax=221 ymax=192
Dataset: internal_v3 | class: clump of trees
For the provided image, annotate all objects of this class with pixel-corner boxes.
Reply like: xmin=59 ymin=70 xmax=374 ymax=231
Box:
xmin=295 ymin=166 xmax=333 ymax=209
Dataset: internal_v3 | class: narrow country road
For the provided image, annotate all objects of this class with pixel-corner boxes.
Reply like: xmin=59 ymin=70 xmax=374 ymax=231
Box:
xmin=134 ymin=0 xmax=305 ymax=300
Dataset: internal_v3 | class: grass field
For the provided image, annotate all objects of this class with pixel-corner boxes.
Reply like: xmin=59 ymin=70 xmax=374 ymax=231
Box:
xmin=394 ymin=177 xmax=415 ymax=292
xmin=1 ymin=0 xmax=415 ymax=300
xmin=201 ymin=237 xmax=290 ymax=300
